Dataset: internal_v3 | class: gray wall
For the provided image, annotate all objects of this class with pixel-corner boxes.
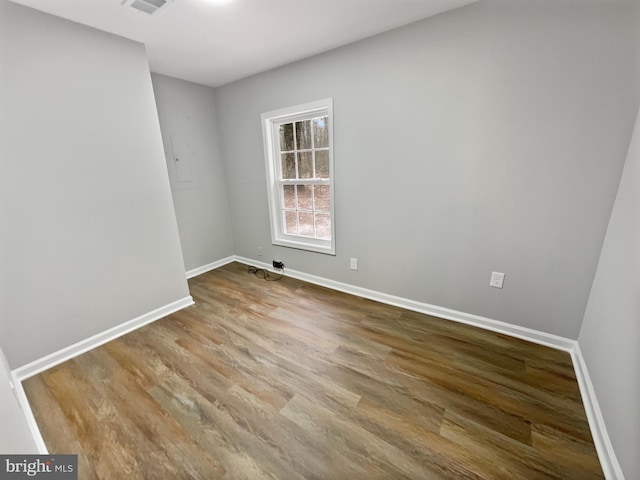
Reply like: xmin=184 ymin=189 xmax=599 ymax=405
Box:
xmin=151 ymin=74 xmax=235 ymax=271
xmin=0 ymin=0 xmax=190 ymax=368
xmin=579 ymin=108 xmax=640 ymax=479
xmin=213 ymin=0 xmax=639 ymax=338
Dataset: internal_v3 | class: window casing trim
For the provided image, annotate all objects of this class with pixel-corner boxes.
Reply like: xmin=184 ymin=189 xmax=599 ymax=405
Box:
xmin=261 ymin=98 xmax=335 ymax=255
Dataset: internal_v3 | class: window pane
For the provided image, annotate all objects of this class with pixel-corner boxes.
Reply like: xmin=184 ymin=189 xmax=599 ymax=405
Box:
xmin=299 ymin=212 xmax=314 ymax=237
xmin=315 ymin=214 xmax=331 ymax=240
xmin=298 ymin=152 xmax=313 ymax=179
xmin=283 ymin=185 xmax=295 ymax=209
xmin=296 ymin=185 xmax=313 ymax=211
xmin=296 ymin=120 xmax=312 ymax=150
xmin=279 ymin=123 xmax=294 ymax=151
xmin=281 ymin=153 xmax=296 ymax=179
xmin=313 ymin=116 xmax=329 ymax=148
xmin=314 ymin=185 xmax=330 ymax=212
xmin=315 ymin=150 xmax=329 ymax=178
xmin=284 ymin=211 xmax=298 ymax=234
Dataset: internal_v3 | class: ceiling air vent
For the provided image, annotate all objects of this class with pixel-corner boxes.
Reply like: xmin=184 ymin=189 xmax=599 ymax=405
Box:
xmin=123 ymin=0 xmax=172 ymax=15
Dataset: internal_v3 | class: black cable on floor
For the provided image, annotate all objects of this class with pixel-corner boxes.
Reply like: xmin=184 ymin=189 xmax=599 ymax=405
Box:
xmin=247 ymin=265 xmax=284 ymax=281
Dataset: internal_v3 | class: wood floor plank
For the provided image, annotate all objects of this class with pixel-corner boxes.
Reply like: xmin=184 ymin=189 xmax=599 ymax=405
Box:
xmin=22 ymin=375 xmax=98 ymax=480
xmin=22 ymin=262 xmax=604 ymax=479
xmin=149 ymin=372 xmax=306 ymax=480
xmin=281 ymin=393 xmax=443 ymax=480
xmin=440 ymin=410 xmax=601 ymax=480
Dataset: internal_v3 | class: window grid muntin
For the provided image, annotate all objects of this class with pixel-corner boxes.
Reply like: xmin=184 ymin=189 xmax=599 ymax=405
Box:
xmin=280 ymin=182 xmax=330 ymax=239
xmin=276 ymin=115 xmax=330 ymax=241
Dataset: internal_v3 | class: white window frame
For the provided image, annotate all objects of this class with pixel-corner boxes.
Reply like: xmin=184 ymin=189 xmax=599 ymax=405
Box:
xmin=261 ymin=98 xmax=335 ymax=255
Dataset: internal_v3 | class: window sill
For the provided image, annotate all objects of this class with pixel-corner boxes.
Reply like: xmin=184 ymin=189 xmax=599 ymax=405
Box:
xmin=273 ymin=237 xmax=335 ymax=256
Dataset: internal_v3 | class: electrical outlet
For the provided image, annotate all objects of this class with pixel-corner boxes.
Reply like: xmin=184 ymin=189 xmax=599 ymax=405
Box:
xmin=350 ymin=258 xmax=358 ymax=270
xmin=490 ymin=272 xmax=505 ymax=289
xmin=257 ymin=247 xmax=262 ymax=256
xmin=273 ymin=260 xmax=284 ymax=270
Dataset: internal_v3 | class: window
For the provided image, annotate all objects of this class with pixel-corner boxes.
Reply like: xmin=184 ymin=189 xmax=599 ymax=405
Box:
xmin=261 ymin=99 xmax=335 ymax=255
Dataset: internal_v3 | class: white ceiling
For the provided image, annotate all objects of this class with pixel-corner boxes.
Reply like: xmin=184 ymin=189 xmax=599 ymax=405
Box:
xmin=10 ymin=0 xmax=478 ymax=87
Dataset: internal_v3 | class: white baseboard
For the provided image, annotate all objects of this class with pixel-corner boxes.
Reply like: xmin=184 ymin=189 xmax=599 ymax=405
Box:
xmin=10 ymin=370 xmax=48 ymax=454
xmin=186 ymin=256 xmax=235 ymax=279
xmin=1 ymin=347 xmax=46 ymax=454
xmin=12 ymin=296 xmax=194 ymax=381
xmin=571 ymin=343 xmax=625 ymax=480
xmin=233 ymin=256 xmax=575 ymax=352
xmin=10 ymin=295 xmax=195 ymax=456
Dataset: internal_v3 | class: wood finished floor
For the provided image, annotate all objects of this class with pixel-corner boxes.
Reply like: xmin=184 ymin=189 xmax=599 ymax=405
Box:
xmin=23 ymin=262 xmax=602 ymax=479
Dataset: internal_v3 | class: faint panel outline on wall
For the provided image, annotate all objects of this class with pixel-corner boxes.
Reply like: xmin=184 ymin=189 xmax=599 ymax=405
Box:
xmin=161 ymin=113 xmax=199 ymax=190
xmin=170 ymin=135 xmax=194 ymax=183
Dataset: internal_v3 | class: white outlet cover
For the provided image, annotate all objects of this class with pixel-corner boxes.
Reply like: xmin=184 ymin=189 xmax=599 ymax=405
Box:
xmin=350 ymin=258 xmax=358 ymax=270
xmin=490 ymin=272 xmax=505 ymax=289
